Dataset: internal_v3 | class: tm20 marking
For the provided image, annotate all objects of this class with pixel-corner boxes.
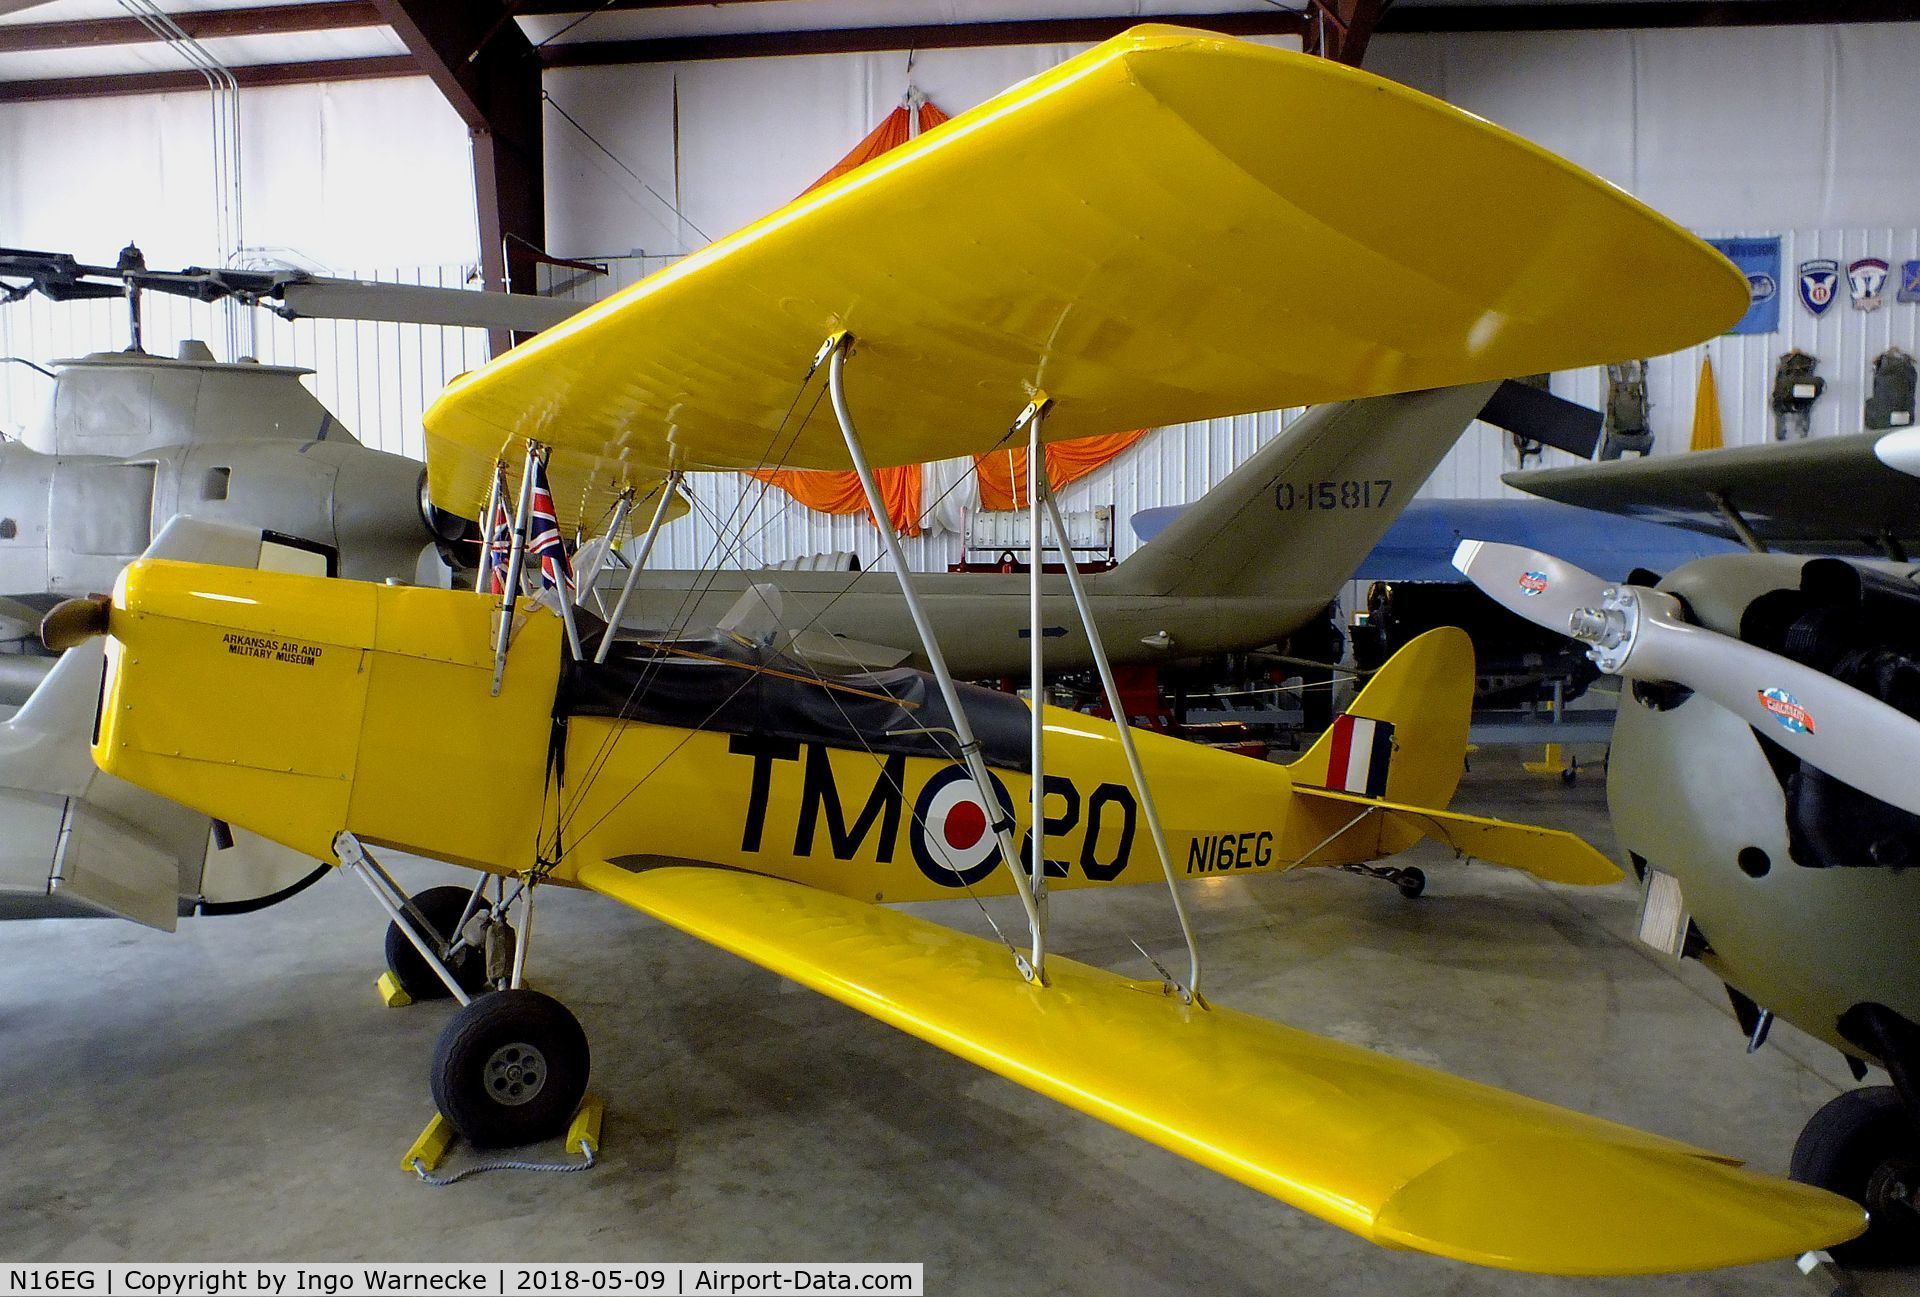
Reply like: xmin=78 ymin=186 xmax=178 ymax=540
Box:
xmin=1275 ymin=479 xmax=1393 ymax=511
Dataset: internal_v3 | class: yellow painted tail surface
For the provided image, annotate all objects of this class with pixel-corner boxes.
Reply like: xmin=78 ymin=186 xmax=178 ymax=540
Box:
xmin=1285 ymin=626 xmax=1620 ymax=886
xmin=1290 ymin=625 xmax=1473 ymax=810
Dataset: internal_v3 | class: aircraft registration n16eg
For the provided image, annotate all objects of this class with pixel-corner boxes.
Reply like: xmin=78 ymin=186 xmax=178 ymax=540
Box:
xmin=54 ymin=24 xmax=1865 ymax=1277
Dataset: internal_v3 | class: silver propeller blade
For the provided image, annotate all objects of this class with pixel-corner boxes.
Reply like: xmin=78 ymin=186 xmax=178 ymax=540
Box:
xmin=1452 ymin=539 xmax=1920 ymax=819
xmin=1452 ymin=539 xmax=1614 ymax=634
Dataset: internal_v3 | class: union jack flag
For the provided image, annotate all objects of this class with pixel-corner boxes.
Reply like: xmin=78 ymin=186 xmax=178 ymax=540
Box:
xmin=485 ymin=462 xmax=514 ymax=595
xmin=526 ymin=453 xmax=572 ymax=595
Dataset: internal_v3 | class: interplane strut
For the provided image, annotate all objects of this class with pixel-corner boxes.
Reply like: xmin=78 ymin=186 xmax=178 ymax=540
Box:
xmin=823 ymin=334 xmax=1050 ymax=983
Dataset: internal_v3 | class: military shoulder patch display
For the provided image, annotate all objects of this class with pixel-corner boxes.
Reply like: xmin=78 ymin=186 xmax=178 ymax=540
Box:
xmin=1849 ymin=257 xmax=1889 ymax=312
xmin=1799 ymin=259 xmax=1840 ymax=317
xmin=1899 ymin=259 xmax=1920 ymax=304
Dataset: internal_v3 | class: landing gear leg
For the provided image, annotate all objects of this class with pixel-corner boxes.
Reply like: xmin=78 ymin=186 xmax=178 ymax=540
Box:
xmin=429 ymin=877 xmax=590 ymax=1148
xmin=336 ymin=833 xmax=594 ymax=1151
xmin=1340 ymin=861 xmax=1426 ymax=900
xmin=382 ymin=883 xmax=515 ymax=1000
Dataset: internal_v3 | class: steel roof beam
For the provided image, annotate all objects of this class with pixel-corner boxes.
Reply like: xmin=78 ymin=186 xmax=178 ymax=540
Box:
xmin=0 ymin=54 xmax=416 ymax=102
xmin=541 ymin=10 xmax=1310 ymax=65
xmin=371 ymin=0 xmax=546 ymax=354
xmin=0 ymin=3 xmax=383 ymax=54
xmin=1377 ymin=1 xmax=1920 ymax=32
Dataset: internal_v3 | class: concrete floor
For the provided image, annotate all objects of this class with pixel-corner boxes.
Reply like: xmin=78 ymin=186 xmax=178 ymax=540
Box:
xmin=1 ymin=750 xmax=1913 ymax=1295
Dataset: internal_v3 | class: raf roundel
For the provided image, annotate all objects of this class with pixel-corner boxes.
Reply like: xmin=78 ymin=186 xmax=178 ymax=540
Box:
xmin=911 ymin=765 xmax=1016 ymax=888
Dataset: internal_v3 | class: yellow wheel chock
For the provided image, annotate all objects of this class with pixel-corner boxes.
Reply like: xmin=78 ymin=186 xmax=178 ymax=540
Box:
xmin=376 ymin=972 xmax=414 ymax=1008
xmin=403 ymin=1094 xmax=604 ymax=1182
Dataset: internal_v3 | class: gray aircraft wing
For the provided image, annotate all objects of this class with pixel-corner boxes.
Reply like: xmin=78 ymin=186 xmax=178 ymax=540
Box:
xmin=1506 ymin=430 xmax=1920 ymax=558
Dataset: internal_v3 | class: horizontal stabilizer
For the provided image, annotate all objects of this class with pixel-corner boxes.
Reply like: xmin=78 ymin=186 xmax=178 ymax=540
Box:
xmin=1478 ymin=380 xmax=1602 ymax=459
xmin=1292 ymin=784 xmax=1622 ymax=885
xmin=577 ymin=862 xmax=1856 ymax=1274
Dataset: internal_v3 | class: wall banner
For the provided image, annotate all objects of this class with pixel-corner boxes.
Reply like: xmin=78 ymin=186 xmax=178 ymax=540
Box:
xmin=1707 ymin=237 xmax=1782 ymax=334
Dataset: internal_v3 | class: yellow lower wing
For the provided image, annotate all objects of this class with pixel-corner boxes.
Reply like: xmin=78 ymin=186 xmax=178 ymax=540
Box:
xmin=1291 ymin=785 xmax=1624 ymax=885
xmin=576 ymin=861 xmax=1858 ymax=1274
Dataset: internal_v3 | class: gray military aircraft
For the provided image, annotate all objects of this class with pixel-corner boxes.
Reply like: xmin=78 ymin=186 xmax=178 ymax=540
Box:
xmin=578 ymin=380 xmax=1592 ymax=680
xmin=1454 ymin=429 xmax=1920 ymax=1263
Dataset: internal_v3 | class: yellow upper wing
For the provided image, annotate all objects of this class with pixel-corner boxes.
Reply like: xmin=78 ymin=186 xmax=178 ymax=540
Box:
xmin=576 ymin=862 xmax=1860 ymax=1275
xmin=426 ymin=24 xmax=1746 ymax=520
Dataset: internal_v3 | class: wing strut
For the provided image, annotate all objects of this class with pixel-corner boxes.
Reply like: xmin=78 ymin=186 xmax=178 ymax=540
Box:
xmin=491 ymin=442 xmax=540 ymax=695
xmin=576 ymin=488 xmax=635 ymax=599
xmin=1021 ymin=396 xmax=1051 ymax=938
xmin=825 ymin=333 xmax=1050 ymax=984
xmin=595 ymin=472 xmax=684 ymax=662
xmin=1029 ymin=408 xmax=1203 ymax=1002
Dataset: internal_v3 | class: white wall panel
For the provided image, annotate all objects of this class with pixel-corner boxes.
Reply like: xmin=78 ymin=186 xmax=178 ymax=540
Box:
xmin=1366 ymin=23 xmax=1920 ymax=230
xmin=0 ymin=77 xmax=476 ymax=270
xmin=541 ymin=34 xmax=1301 ymax=259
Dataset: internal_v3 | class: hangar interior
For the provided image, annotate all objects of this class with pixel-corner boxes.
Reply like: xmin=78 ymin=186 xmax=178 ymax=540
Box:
xmin=4 ymin=3 xmax=1920 ymax=1294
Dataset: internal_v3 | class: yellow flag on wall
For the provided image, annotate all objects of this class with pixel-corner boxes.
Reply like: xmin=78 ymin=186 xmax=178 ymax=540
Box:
xmin=1690 ymin=356 xmax=1724 ymax=451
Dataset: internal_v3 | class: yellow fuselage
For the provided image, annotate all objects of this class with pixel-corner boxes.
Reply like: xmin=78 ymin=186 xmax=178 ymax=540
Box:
xmin=93 ymin=561 xmax=1407 ymax=897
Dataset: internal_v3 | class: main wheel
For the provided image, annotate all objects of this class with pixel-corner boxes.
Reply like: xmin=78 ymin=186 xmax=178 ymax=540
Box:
xmin=385 ymin=885 xmax=497 ymax=1000
xmin=1395 ymin=866 xmax=1426 ymax=900
xmin=1791 ymin=1085 xmax=1920 ymax=1265
xmin=431 ymin=989 xmax=590 ymax=1149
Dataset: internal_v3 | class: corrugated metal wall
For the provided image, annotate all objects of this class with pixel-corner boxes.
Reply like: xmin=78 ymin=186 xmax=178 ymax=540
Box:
xmin=1423 ymin=227 xmax=1920 ymax=503
xmin=4 ymin=231 xmax=1912 ymax=574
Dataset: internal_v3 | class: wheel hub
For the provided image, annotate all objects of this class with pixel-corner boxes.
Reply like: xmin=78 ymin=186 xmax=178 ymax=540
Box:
xmin=483 ymin=1042 xmax=548 ymax=1106
xmin=1867 ymin=1158 xmax=1920 ymax=1217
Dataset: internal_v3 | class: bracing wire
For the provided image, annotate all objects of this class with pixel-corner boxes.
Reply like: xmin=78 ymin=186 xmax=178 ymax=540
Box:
xmin=542 ymin=91 xmax=715 ymax=248
xmin=537 ymin=375 xmax=827 ymax=857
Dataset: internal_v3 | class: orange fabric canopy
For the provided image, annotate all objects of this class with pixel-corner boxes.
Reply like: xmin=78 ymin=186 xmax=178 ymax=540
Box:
xmin=754 ymin=462 xmax=924 ymax=534
xmin=755 ymin=94 xmax=1149 ymax=535
xmin=973 ymin=430 xmax=1153 ymax=512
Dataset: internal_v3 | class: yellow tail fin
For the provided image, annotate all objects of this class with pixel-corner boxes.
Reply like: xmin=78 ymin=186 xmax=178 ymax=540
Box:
xmin=1286 ymin=627 xmax=1620 ymax=885
xmin=1290 ymin=625 xmax=1473 ymax=811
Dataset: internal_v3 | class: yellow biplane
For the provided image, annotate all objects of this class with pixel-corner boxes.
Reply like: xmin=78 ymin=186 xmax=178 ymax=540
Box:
xmin=59 ymin=25 xmax=1865 ymax=1275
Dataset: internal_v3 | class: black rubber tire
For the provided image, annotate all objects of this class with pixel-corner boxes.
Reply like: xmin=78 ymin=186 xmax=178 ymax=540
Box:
xmin=1395 ymin=866 xmax=1426 ymax=900
xmin=1560 ymin=766 xmax=1579 ymax=786
xmin=384 ymin=885 xmax=494 ymax=1000
xmin=1791 ymin=1085 xmax=1920 ymax=1266
xmin=431 ymin=989 xmax=590 ymax=1150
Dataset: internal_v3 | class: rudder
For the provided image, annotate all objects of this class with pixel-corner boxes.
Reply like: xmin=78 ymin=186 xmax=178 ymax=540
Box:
xmin=1290 ymin=626 xmax=1473 ymax=812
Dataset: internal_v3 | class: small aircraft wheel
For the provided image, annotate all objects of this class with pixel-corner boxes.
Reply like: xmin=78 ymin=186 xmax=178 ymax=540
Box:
xmin=1560 ymin=766 xmax=1579 ymax=787
xmin=1791 ymin=1086 xmax=1920 ymax=1265
xmin=385 ymin=885 xmax=498 ymax=1000
xmin=431 ymin=989 xmax=590 ymax=1149
xmin=1395 ymin=867 xmax=1426 ymax=900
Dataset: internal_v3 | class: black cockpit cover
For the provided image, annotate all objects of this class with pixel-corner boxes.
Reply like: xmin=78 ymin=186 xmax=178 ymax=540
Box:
xmin=560 ymin=632 xmax=1031 ymax=773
